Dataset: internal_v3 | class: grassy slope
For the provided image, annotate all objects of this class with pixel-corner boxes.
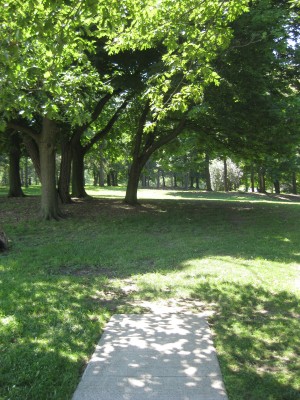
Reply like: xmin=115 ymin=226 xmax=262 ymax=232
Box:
xmin=0 ymin=186 xmax=299 ymax=400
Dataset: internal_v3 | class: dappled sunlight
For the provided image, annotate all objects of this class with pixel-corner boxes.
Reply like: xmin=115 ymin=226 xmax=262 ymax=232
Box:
xmin=1 ymin=188 xmax=299 ymax=399
xmin=73 ymin=314 xmax=227 ymax=400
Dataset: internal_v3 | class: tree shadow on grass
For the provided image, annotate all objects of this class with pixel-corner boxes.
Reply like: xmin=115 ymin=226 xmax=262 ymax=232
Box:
xmin=80 ymin=276 xmax=300 ymax=399
xmin=0 ymin=270 xmax=112 ymax=400
xmin=189 ymin=281 xmax=300 ymax=400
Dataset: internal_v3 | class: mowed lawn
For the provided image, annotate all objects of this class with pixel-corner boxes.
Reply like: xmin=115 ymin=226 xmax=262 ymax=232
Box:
xmin=0 ymin=187 xmax=299 ymax=400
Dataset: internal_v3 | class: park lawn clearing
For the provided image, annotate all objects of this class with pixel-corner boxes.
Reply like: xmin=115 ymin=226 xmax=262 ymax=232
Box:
xmin=0 ymin=188 xmax=299 ymax=400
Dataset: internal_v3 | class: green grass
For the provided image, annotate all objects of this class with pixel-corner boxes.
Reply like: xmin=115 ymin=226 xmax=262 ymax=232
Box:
xmin=0 ymin=187 xmax=299 ymax=399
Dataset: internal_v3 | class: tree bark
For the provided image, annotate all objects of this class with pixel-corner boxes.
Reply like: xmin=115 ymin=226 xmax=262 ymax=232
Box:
xmin=273 ymin=180 xmax=280 ymax=194
xmin=162 ymin=170 xmax=166 ymax=188
xmin=8 ymin=132 xmax=25 ymax=197
xmin=125 ymin=159 xmax=144 ymax=204
xmin=258 ymin=167 xmax=266 ymax=193
xmin=24 ymin=157 xmax=29 ymax=188
xmin=204 ymin=153 xmax=212 ymax=191
xmin=125 ymin=105 xmax=186 ymax=204
xmin=141 ymin=174 xmax=147 ymax=188
xmin=174 ymin=173 xmax=178 ymax=188
xmin=250 ymin=164 xmax=255 ymax=192
xmin=39 ymin=118 xmax=61 ymax=220
xmin=71 ymin=139 xmax=88 ymax=198
xmin=157 ymin=170 xmax=160 ymax=188
xmin=58 ymin=137 xmax=72 ymax=204
xmin=184 ymin=173 xmax=189 ymax=190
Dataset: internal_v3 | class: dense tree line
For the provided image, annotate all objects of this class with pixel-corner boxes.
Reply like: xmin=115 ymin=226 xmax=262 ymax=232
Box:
xmin=0 ymin=0 xmax=299 ymax=219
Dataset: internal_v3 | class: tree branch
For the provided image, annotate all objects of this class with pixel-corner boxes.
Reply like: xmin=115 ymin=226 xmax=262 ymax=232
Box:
xmin=74 ymin=90 xmax=121 ymax=140
xmin=7 ymin=122 xmax=38 ymax=141
xmin=84 ymin=97 xmax=131 ymax=152
xmin=133 ymin=101 xmax=151 ymax=160
xmin=141 ymin=117 xmax=187 ymax=164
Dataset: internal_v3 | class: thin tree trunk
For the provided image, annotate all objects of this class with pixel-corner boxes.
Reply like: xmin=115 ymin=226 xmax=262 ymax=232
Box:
xmin=174 ymin=173 xmax=178 ymax=188
xmin=204 ymin=153 xmax=212 ymax=191
xmin=195 ymin=175 xmax=200 ymax=190
xmin=292 ymin=172 xmax=297 ymax=194
xmin=24 ymin=157 xmax=29 ymax=188
xmin=157 ymin=170 xmax=160 ymax=188
xmin=190 ymin=175 xmax=194 ymax=189
xmin=99 ymin=151 xmax=105 ymax=187
xmin=274 ymin=180 xmax=280 ymax=194
xmin=184 ymin=173 xmax=189 ymax=190
xmin=251 ymin=164 xmax=255 ymax=192
xmin=141 ymin=174 xmax=147 ymax=188
xmin=39 ymin=118 xmax=61 ymax=220
xmin=258 ymin=167 xmax=266 ymax=193
xmin=72 ymin=140 xmax=88 ymax=198
xmin=112 ymin=171 xmax=118 ymax=186
xmin=162 ymin=170 xmax=166 ymax=188
xmin=8 ymin=132 xmax=25 ymax=197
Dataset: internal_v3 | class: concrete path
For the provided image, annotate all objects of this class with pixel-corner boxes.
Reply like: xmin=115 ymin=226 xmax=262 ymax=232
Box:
xmin=72 ymin=313 xmax=228 ymax=400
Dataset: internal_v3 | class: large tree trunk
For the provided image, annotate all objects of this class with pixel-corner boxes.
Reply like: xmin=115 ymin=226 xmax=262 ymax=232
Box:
xmin=8 ymin=132 xmax=25 ymax=197
xmin=72 ymin=140 xmax=88 ymax=198
xmin=204 ymin=153 xmax=212 ymax=191
xmin=39 ymin=118 xmax=61 ymax=220
xmin=125 ymin=105 xmax=186 ymax=204
xmin=125 ymin=159 xmax=143 ymax=205
xmin=58 ymin=138 xmax=72 ymax=204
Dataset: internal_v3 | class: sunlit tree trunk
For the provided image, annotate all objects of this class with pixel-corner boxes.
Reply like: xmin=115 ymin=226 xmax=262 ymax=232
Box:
xmin=125 ymin=159 xmax=143 ymax=204
xmin=39 ymin=117 xmax=61 ymax=220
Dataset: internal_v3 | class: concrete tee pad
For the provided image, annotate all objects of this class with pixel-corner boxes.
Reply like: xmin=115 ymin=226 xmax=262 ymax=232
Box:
xmin=72 ymin=313 xmax=228 ymax=400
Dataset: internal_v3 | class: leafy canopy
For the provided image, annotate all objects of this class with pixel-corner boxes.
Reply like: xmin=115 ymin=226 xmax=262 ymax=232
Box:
xmin=0 ymin=0 xmax=249 ymax=129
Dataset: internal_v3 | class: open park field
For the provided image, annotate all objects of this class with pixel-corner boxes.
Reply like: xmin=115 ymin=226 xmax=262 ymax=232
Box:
xmin=0 ymin=187 xmax=299 ymax=400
